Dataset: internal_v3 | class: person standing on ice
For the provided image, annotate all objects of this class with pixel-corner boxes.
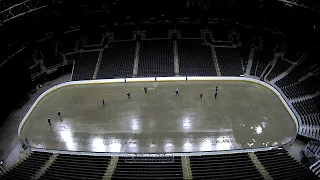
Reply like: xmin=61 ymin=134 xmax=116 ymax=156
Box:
xmin=47 ymin=117 xmax=52 ymax=126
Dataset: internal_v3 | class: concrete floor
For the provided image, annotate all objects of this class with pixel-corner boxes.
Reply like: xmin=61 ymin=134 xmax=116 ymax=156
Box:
xmin=20 ymin=80 xmax=296 ymax=153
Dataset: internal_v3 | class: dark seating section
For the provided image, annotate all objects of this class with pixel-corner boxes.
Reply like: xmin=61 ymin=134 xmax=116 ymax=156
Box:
xmin=85 ymin=31 xmax=103 ymax=46
xmin=293 ymin=96 xmax=320 ymax=140
xmin=276 ymin=54 xmax=317 ymax=88
xmin=113 ymin=25 xmax=136 ymax=41
xmin=283 ymin=46 xmax=304 ymax=62
xmin=0 ymin=151 xmax=51 ymax=180
xmin=208 ymin=24 xmax=230 ymax=41
xmin=39 ymin=154 xmax=110 ymax=180
xmin=97 ymin=41 xmax=135 ymax=79
xmin=215 ymin=47 xmax=244 ymax=76
xmin=190 ymin=153 xmax=263 ymax=180
xmin=61 ymin=31 xmax=80 ymax=53
xmin=178 ymin=39 xmax=216 ymax=76
xmin=67 ymin=51 xmax=100 ymax=81
xmin=250 ymin=31 xmax=282 ymax=77
xmin=43 ymin=54 xmax=64 ymax=69
xmin=29 ymin=63 xmax=43 ymax=78
xmin=281 ymin=73 xmax=320 ymax=99
xmin=240 ymin=45 xmax=250 ymax=70
xmin=40 ymin=40 xmax=64 ymax=69
xmin=275 ymin=65 xmax=309 ymax=88
xmin=305 ymin=141 xmax=320 ymax=158
xmin=250 ymin=49 xmax=274 ymax=77
xmin=141 ymin=23 xmax=173 ymax=39
xmin=27 ymin=56 xmax=36 ymax=67
xmin=266 ymin=58 xmax=292 ymax=81
xmin=111 ymin=156 xmax=183 ymax=180
xmin=299 ymin=118 xmax=320 ymax=141
xmin=255 ymin=149 xmax=317 ymax=180
xmin=138 ymin=40 xmax=174 ymax=77
xmin=310 ymin=160 xmax=320 ymax=178
xmin=293 ymin=96 xmax=320 ymax=117
xmin=238 ymin=27 xmax=259 ymax=47
xmin=2 ymin=150 xmax=320 ymax=179
xmin=177 ymin=23 xmax=204 ymax=38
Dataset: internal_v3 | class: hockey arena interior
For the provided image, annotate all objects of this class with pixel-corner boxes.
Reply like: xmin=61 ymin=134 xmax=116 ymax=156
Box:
xmin=0 ymin=0 xmax=320 ymax=179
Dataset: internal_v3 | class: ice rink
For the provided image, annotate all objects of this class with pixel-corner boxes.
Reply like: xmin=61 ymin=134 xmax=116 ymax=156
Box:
xmin=20 ymin=81 xmax=296 ymax=153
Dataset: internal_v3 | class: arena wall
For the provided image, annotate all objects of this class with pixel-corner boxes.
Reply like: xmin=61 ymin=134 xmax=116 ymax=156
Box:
xmin=18 ymin=76 xmax=299 ymax=146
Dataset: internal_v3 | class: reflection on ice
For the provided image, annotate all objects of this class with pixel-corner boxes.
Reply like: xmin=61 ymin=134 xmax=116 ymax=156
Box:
xmin=127 ymin=139 xmax=139 ymax=152
xmin=53 ymin=128 xmax=281 ymax=153
xmin=109 ymin=140 xmax=122 ymax=152
xmin=200 ymin=139 xmax=212 ymax=151
xmin=255 ymin=125 xmax=262 ymax=134
xmin=165 ymin=142 xmax=173 ymax=148
xmin=183 ymin=139 xmax=193 ymax=152
xmin=251 ymin=121 xmax=267 ymax=135
xmin=149 ymin=142 xmax=156 ymax=148
xmin=216 ymin=136 xmax=233 ymax=151
xmin=129 ymin=143 xmax=137 ymax=148
xmin=60 ymin=130 xmax=72 ymax=142
xmin=131 ymin=119 xmax=141 ymax=132
xmin=182 ymin=118 xmax=191 ymax=130
xmin=164 ymin=140 xmax=174 ymax=152
xmin=59 ymin=129 xmax=77 ymax=151
xmin=92 ymin=137 xmax=106 ymax=152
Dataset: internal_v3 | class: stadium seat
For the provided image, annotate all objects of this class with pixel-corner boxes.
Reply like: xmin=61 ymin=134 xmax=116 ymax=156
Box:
xmin=0 ymin=151 xmax=51 ymax=180
xmin=138 ymin=39 xmax=174 ymax=77
xmin=266 ymin=58 xmax=292 ymax=81
xmin=112 ymin=156 xmax=183 ymax=179
xmin=250 ymin=49 xmax=274 ymax=77
xmin=140 ymin=23 xmax=173 ymax=39
xmin=255 ymin=149 xmax=316 ymax=180
xmin=178 ymin=39 xmax=217 ymax=76
xmin=215 ymin=47 xmax=245 ymax=76
xmin=189 ymin=153 xmax=263 ymax=180
xmin=113 ymin=25 xmax=137 ymax=41
xmin=177 ymin=23 xmax=204 ymax=38
xmin=97 ymin=41 xmax=136 ymax=79
xmin=39 ymin=154 xmax=110 ymax=180
xmin=282 ymin=73 xmax=320 ymax=99
xmin=67 ymin=51 xmax=100 ymax=81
